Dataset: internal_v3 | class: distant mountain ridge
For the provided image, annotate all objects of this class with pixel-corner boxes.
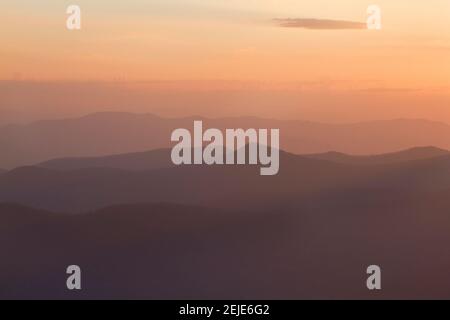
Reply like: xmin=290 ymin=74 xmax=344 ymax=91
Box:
xmin=305 ymin=146 xmax=449 ymax=165
xmin=2 ymin=112 xmax=450 ymax=169
xmin=2 ymin=148 xmax=450 ymax=213
xmin=35 ymin=146 xmax=449 ymax=171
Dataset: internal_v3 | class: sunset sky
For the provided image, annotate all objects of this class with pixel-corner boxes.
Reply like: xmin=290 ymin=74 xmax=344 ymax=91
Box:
xmin=1 ymin=0 xmax=450 ymax=124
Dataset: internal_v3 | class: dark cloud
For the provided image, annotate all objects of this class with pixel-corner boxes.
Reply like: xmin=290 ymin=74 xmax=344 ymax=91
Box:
xmin=274 ymin=18 xmax=366 ymax=30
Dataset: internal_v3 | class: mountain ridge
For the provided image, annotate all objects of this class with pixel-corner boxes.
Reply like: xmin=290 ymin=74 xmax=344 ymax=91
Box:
xmin=2 ymin=112 xmax=450 ymax=169
xmin=3 ymin=111 xmax=450 ymax=129
xmin=2 ymin=148 xmax=450 ymax=213
xmin=34 ymin=146 xmax=450 ymax=171
xmin=305 ymin=146 xmax=449 ymax=165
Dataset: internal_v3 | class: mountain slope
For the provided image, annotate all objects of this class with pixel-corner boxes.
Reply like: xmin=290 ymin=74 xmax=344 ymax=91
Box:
xmin=38 ymin=148 xmax=174 ymax=171
xmin=305 ymin=146 xmax=449 ymax=165
xmin=0 ymin=151 xmax=350 ymax=212
xmin=1 ymin=150 xmax=450 ymax=213
xmin=2 ymin=200 xmax=450 ymax=299
xmin=2 ymin=112 xmax=450 ymax=168
xmin=36 ymin=146 xmax=450 ymax=172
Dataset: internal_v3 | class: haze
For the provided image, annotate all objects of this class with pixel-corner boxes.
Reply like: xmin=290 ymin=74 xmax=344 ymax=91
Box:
xmin=1 ymin=0 xmax=449 ymax=124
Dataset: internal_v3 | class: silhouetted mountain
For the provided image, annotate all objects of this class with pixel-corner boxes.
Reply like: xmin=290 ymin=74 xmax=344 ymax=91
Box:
xmin=1 ymin=149 xmax=450 ymax=213
xmin=38 ymin=148 xmax=174 ymax=171
xmin=2 ymin=112 xmax=450 ymax=169
xmin=305 ymin=146 xmax=449 ymax=165
xmin=0 ymin=168 xmax=5 ymax=175
xmin=36 ymin=146 xmax=450 ymax=172
xmin=2 ymin=199 xmax=450 ymax=299
xmin=0 ymin=151 xmax=335 ymax=212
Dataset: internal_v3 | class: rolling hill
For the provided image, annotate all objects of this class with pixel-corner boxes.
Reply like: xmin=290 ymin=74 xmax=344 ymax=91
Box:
xmin=305 ymin=146 xmax=449 ymax=165
xmin=2 ymin=199 xmax=450 ymax=299
xmin=35 ymin=146 xmax=450 ymax=171
xmin=2 ymin=112 xmax=450 ymax=169
xmin=2 ymin=146 xmax=450 ymax=298
xmin=1 ymin=149 xmax=450 ymax=213
xmin=37 ymin=148 xmax=175 ymax=171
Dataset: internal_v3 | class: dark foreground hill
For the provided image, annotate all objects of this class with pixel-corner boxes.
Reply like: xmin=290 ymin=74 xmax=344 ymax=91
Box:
xmin=2 ymin=147 xmax=450 ymax=299
xmin=1 ymin=200 xmax=450 ymax=299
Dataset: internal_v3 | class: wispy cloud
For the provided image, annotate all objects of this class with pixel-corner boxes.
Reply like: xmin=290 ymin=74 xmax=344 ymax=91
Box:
xmin=274 ymin=18 xmax=365 ymax=30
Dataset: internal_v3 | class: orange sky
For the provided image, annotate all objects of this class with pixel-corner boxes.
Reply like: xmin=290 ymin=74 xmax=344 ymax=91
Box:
xmin=1 ymin=0 xmax=450 ymax=124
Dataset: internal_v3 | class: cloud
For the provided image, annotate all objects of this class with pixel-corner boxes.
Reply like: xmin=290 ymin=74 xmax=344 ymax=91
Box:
xmin=274 ymin=18 xmax=366 ymax=30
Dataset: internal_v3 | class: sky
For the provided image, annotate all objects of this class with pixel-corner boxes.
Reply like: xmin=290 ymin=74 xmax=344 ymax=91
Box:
xmin=1 ymin=0 xmax=450 ymax=124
